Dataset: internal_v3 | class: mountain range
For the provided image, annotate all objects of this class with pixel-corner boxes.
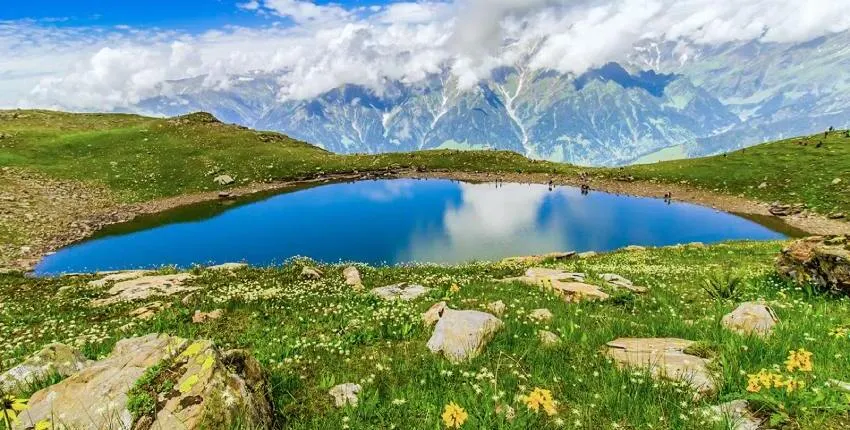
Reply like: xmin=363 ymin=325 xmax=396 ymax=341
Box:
xmin=135 ymin=31 xmax=850 ymax=166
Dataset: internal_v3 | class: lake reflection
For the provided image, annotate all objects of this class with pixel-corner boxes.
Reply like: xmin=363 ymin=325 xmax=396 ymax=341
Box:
xmin=36 ymin=179 xmax=787 ymax=275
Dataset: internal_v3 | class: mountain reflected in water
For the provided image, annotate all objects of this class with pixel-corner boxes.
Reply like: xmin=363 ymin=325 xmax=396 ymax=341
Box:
xmin=36 ymin=179 xmax=787 ymax=275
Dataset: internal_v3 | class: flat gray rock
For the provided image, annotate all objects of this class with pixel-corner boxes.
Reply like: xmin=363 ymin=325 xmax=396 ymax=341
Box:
xmin=371 ymin=283 xmax=429 ymax=301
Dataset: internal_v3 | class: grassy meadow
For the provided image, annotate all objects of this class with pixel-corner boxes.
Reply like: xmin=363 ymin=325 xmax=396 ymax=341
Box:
xmin=2 ymin=242 xmax=849 ymax=429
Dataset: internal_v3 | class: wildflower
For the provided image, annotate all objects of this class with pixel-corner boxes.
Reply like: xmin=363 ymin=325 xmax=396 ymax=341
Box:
xmin=521 ymin=387 xmax=558 ymax=416
xmin=442 ymin=402 xmax=468 ymax=428
xmin=450 ymin=284 xmax=461 ymax=293
xmin=392 ymin=398 xmax=407 ymax=406
xmin=829 ymin=327 xmax=849 ymax=338
xmin=35 ymin=420 xmax=52 ymax=430
xmin=785 ymin=348 xmax=814 ymax=372
xmin=2 ymin=395 xmax=28 ymax=426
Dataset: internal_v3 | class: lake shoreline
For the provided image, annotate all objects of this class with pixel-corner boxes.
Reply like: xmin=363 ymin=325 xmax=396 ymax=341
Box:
xmin=5 ymin=168 xmax=849 ymax=273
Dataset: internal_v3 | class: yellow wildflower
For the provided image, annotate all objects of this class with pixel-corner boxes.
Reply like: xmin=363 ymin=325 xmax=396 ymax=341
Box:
xmin=450 ymin=284 xmax=461 ymax=293
xmin=1 ymin=395 xmax=28 ymax=425
xmin=35 ymin=419 xmax=52 ymax=430
xmin=522 ymin=387 xmax=558 ymax=416
xmin=829 ymin=327 xmax=849 ymax=338
xmin=785 ymin=348 xmax=814 ymax=373
xmin=783 ymin=377 xmax=804 ymax=393
xmin=442 ymin=402 xmax=468 ymax=428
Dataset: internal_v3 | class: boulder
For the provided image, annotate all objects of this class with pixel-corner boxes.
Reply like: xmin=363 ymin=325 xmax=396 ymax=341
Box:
xmin=699 ymin=400 xmax=761 ymax=430
xmin=426 ymin=308 xmax=503 ymax=363
xmin=92 ymin=273 xmax=198 ymax=306
xmin=88 ymin=270 xmax=152 ymax=288
xmin=17 ymin=335 xmax=272 ymax=430
xmin=776 ymin=236 xmax=850 ymax=294
xmin=486 ymin=300 xmax=506 ymax=316
xmin=577 ymin=251 xmax=597 ymax=259
xmin=601 ymin=274 xmax=648 ymax=293
xmin=329 ymin=383 xmax=362 ymax=408
xmin=371 ymin=283 xmax=429 ymax=301
xmin=343 ymin=266 xmax=364 ymax=291
xmin=606 ymin=338 xmax=715 ymax=396
xmin=721 ymin=302 xmax=778 ymax=336
xmin=529 ymin=308 xmax=554 ymax=322
xmin=538 ymin=330 xmax=561 ymax=346
xmin=213 ymin=175 xmax=235 ymax=186
xmin=422 ymin=301 xmax=447 ymax=327
xmin=0 ymin=344 xmax=90 ymax=395
xmin=301 ymin=266 xmax=323 ymax=280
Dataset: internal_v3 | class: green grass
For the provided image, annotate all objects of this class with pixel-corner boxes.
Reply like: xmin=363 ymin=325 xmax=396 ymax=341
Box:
xmin=0 ymin=110 xmax=574 ymax=202
xmin=2 ymin=242 xmax=849 ymax=429
xmin=611 ymin=132 xmax=850 ymax=216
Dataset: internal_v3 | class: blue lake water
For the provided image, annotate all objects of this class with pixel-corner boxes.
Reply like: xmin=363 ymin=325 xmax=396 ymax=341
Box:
xmin=35 ymin=179 xmax=792 ymax=275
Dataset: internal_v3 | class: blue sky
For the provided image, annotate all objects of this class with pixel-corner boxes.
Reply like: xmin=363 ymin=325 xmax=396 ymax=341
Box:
xmin=1 ymin=0 xmax=387 ymax=30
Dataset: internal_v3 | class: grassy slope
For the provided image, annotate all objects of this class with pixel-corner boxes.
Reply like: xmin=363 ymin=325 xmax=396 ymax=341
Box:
xmin=611 ymin=132 xmax=850 ymax=216
xmin=2 ymin=243 xmax=849 ymax=429
xmin=0 ymin=110 xmax=575 ymax=202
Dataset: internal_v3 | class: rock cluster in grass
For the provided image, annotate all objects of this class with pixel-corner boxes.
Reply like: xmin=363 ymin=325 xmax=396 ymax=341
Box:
xmin=601 ymin=273 xmax=648 ymax=293
xmin=777 ymin=235 xmax=850 ymax=294
xmin=499 ymin=268 xmax=610 ymax=302
xmin=16 ymin=334 xmax=272 ymax=430
xmin=769 ymin=202 xmax=806 ymax=216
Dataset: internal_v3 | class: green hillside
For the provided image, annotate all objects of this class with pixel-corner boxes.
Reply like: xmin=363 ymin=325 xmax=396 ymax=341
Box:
xmin=0 ymin=110 xmax=574 ymax=202
xmin=612 ymin=132 xmax=850 ymax=217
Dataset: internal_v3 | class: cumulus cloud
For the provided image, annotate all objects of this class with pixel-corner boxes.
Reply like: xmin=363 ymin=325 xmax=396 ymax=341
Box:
xmin=4 ymin=0 xmax=850 ymax=109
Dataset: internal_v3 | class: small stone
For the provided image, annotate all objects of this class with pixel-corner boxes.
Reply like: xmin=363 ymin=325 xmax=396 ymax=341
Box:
xmin=486 ymin=300 xmax=506 ymax=316
xmin=129 ymin=301 xmax=170 ymax=320
xmin=758 ymin=182 xmax=767 ymax=189
xmin=601 ymin=274 xmax=648 ymax=293
xmin=329 ymin=383 xmax=361 ymax=408
xmin=422 ymin=301 xmax=447 ymax=327
xmin=827 ymin=212 xmax=846 ymax=219
xmin=538 ymin=330 xmax=561 ymax=346
xmin=371 ymin=283 xmax=429 ymax=301
xmin=832 ymin=178 xmax=842 ymax=185
xmin=529 ymin=308 xmax=554 ymax=322
xmin=721 ymin=302 xmax=778 ymax=336
xmin=343 ymin=266 xmax=364 ymax=291
xmin=192 ymin=309 xmax=224 ymax=323
xmin=829 ymin=379 xmax=850 ymax=392
xmin=301 ymin=266 xmax=323 ymax=279
xmin=218 ymin=191 xmax=232 ymax=199
xmin=213 ymin=174 xmax=235 ymax=185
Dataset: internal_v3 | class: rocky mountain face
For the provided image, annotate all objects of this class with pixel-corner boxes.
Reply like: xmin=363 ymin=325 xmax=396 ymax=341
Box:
xmin=136 ymin=32 xmax=850 ymax=166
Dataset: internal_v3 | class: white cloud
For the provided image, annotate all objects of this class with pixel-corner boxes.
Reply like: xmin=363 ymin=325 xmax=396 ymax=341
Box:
xmin=4 ymin=0 xmax=850 ymax=109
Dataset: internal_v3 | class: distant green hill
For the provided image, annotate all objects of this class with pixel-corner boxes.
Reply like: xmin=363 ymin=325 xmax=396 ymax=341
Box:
xmin=612 ymin=131 xmax=850 ymax=217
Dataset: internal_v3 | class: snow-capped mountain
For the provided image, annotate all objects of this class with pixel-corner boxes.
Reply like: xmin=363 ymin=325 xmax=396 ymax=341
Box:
xmin=136 ymin=32 xmax=850 ymax=166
